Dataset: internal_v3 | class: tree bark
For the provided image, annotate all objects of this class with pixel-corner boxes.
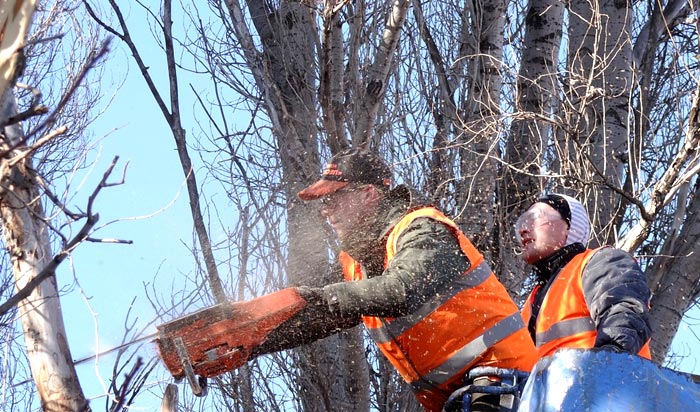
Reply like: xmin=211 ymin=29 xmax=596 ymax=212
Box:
xmin=0 ymin=0 xmax=37 ymax=96
xmin=161 ymin=384 xmax=178 ymax=412
xmin=354 ymin=0 xmax=411 ymax=149
xmin=455 ymin=0 xmax=505 ymax=257
xmin=647 ymin=183 xmax=700 ymax=362
xmin=499 ymin=0 xmax=565 ymax=293
xmin=0 ymin=89 xmax=88 ymax=411
xmin=565 ymin=0 xmax=634 ymax=246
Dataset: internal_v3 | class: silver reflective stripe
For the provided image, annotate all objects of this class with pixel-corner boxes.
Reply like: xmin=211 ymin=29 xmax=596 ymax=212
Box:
xmin=536 ymin=317 xmax=595 ymax=347
xmin=367 ymin=261 xmax=492 ymax=344
xmin=410 ymin=312 xmax=525 ymax=392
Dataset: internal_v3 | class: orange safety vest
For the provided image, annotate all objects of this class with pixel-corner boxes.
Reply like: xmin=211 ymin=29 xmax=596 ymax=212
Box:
xmin=521 ymin=248 xmax=651 ymax=360
xmin=340 ymin=207 xmax=537 ymax=412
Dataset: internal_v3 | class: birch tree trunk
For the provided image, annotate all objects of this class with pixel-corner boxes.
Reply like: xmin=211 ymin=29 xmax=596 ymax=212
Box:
xmin=647 ymin=186 xmax=700 ymax=361
xmin=0 ymin=89 xmax=88 ymax=411
xmin=561 ymin=0 xmax=700 ymax=361
xmin=0 ymin=0 xmax=37 ymax=95
xmin=456 ymin=0 xmax=506 ymax=256
xmin=564 ymin=0 xmax=634 ymax=246
xmin=499 ymin=0 xmax=565 ymax=292
xmin=353 ymin=0 xmax=411 ymax=148
xmin=640 ymin=81 xmax=700 ymax=363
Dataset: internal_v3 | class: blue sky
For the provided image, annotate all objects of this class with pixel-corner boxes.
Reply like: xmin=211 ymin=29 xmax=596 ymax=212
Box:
xmin=47 ymin=5 xmax=700 ymax=408
xmin=55 ymin=37 xmax=196 ymax=405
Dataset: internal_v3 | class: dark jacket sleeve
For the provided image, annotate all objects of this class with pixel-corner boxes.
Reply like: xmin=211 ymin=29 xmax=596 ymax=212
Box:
xmin=252 ymin=217 xmax=471 ymax=357
xmin=322 ymin=217 xmax=471 ymax=317
xmin=581 ymin=248 xmax=652 ymax=353
xmin=251 ymin=286 xmax=361 ymax=357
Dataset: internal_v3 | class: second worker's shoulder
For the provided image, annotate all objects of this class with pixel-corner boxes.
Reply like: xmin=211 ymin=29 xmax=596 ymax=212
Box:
xmin=588 ymin=246 xmax=639 ymax=266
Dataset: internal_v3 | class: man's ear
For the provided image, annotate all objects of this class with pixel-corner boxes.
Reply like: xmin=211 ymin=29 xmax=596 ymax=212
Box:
xmin=362 ymin=184 xmax=383 ymax=204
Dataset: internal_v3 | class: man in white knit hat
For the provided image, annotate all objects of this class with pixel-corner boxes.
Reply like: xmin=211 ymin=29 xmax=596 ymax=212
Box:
xmin=515 ymin=193 xmax=652 ymax=360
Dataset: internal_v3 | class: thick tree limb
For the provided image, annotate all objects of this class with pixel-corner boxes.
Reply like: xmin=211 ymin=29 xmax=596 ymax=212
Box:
xmin=354 ymin=0 xmax=411 ymax=148
xmin=617 ymin=82 xmax=700 ymax=252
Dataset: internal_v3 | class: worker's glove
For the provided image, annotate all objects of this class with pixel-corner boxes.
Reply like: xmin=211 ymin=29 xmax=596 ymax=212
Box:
xmin=298 ymin=285 xmax=354 ymax=317
xmin=295 ymin=285 xmax=326 ymax=306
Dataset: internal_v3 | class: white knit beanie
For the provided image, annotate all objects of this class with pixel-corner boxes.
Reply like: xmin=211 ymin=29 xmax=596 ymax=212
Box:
xmin=536 ymin=193 xmax=591 ymax=246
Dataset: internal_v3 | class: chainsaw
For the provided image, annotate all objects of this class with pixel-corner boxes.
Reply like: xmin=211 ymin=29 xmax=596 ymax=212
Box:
xmin=155 ymin=288 xmax=307 ymax=396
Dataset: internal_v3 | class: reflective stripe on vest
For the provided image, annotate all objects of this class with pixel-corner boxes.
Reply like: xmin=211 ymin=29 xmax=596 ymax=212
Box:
xmin=526 ymin=248 xmax=651 ymax=359
xmin=367 ymin=260 xmax=492 ymax=344
xmin=535 ymin=316 xmax=595 ymax=348
xmin=409 ymin=311 xmax=526 ymax=392
xmin=340 ymin=207 xmax=529 ymax=392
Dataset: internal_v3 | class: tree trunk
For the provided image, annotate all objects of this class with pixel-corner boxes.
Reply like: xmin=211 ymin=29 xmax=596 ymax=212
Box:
xmin=0 ymin=0 xmax=37 ymax=96
xmin=0 ymin=90 xmax=88 ymax=411
xmin=353 ymin=0 xmax=411 ymax=148
xmin=565 ymin=0 xmax=634 ymax=246
xmin=455 ymin=0 xmax=505 ymax=258
xmin=499 ymin=0 xmax=565 ymax=293
xmin=647 ymin=183 xmax=700 ymax=362
xmin=161 ymin=384 xmax=178 ymax=412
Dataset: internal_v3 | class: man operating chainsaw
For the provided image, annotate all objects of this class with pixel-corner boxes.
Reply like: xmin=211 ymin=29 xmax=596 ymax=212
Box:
xmin=158 ymin=149 xmax=537 ymax=412
xmin=253 ymin=149 xmax=537 ymax=412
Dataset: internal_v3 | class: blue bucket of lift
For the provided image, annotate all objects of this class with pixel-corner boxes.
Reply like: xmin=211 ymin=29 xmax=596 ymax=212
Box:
xmin=518 ymin=348 xmax=700 ymax=412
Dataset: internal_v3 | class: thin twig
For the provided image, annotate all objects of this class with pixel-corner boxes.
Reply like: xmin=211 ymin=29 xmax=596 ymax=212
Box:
xmin=0 ymin=157 xmax=122 ymax=316
xmin=8 ymin=126 xmax=67 ymax=168
xmin=111 ymin=357 xmax=144 ymax=412
xmin=0 ymin=38 xmax=112 ymax=158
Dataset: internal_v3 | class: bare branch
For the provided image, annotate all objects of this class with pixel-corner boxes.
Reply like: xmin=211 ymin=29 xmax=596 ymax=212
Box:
xmin=8 ymin=126 xmax=67 ymax=168
xmin=354 ymin=0 xmax=411 ymax=148
xmin=0 ymin=38 xmax=110 ymax=163
xmin=24 ymin=38 xmax=110 ymax=146
xmin=0 ymin=157 xmax=122 ymax=316
xmin=618 ymin=83 xmax=700 ymax=251
xmin=111 ymin=357 xmax=144 ymax=412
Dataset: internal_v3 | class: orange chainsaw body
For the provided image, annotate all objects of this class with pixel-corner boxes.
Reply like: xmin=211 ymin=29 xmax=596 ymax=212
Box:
xmin=156 ymin=287 xmax=306 ymax=385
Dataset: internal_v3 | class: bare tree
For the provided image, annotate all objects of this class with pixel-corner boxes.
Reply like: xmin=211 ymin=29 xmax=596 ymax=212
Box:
xmin=79 ymin=0 xmax=700 ymax=409
xmin=0 ymin=0 xmax=91 ymax=409
xmin=0 ymin=0 xmax=158 ymax=410
xmin=497 ymin=0 xmax=565 ymax=293
xmin=552 ymin=0 xmax=699 ymax=362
